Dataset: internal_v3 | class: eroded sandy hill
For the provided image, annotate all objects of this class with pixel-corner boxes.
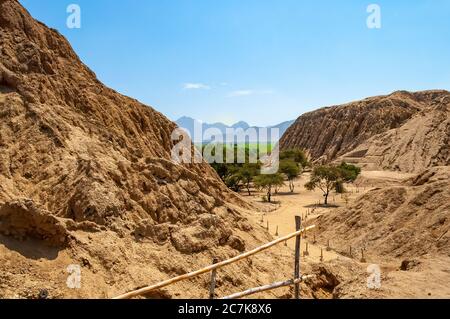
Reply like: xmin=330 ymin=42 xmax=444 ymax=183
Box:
xmin=338 ymin=97 xmax=450 ymax=172
xmin=308 ymin=167 xmax=450 ymax=298
xmin=0 ymin=0 xmax=299 ymax=299
xmin=280 ymin=90 xmax=450 ymax=170
xmin=314 ymin=167 xmax=450 ymax=262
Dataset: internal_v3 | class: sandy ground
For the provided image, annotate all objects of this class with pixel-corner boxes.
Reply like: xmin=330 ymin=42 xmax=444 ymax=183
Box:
xmin=2 ymin=169 xmax=447 ymax=299
xmin=237 ymin=170 xmax=450 ymax=299
xmin=244 ymin=172 xmax=366 ymax=262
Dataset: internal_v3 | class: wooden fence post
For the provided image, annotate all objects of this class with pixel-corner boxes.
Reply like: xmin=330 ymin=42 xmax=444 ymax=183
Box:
xmin=360 ymin=249 xmax=366 ymax=263
xmin=320 ymin=248 xmax=324 ymax=262
xmin=113 ymin=225 xmax=316 ymax=299
xmin=209 ymin=258 xmax=219 ymax=299
xmin=303 ymin=242 xmax=309 ymax=257
xmin=294 ymin=216 xmax=302 ymax=299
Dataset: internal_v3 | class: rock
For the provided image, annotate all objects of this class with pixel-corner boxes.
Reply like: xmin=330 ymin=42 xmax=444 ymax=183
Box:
xmin=0 ymin=64 xmax=20 ymax=89
xmin=227 ymin=235 xmax=246 ymax=252
xmin=400 ymin=259 xmax=421 ymax=271
xmin=0 ymin=199 xmax=69 ymax=246
xmin=38 ymin=289 xmax=49 ymax=299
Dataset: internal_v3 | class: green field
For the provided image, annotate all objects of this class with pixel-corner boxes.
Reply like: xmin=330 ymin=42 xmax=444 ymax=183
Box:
xmin=195 ymin=142 xmax=276 ymax=153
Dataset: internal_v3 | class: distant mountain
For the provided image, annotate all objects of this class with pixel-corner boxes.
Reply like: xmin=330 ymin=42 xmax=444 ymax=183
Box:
xmin=232 ymin=121 xmax=250 ymax=130
xmin=269 ymin=120 xmax=295 ymax=136
xmin=176 ymin=117 xmax=294 ymax=143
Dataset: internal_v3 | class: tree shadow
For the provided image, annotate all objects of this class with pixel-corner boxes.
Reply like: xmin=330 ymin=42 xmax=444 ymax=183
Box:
xmin=0 ymin=234 xmax=61 ymax=261
xmin=0 ymin=85 xmax=16 ymax=94
xmin=276 ymin=191 xmax=301 ymax=196
xmin=257 ymin=200 xmax=281 ymax=205
xmin=304 ymin=203 xmax=341 ymax=209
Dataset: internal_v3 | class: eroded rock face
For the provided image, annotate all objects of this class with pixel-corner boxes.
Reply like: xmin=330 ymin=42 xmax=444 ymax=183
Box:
xmin=314 ymin=167 xmax=450 ymax=260
xmin=280 ymin=90 xmax=450 ymax=168
xmin=0 ymin=0 xmax=251 ymax=253
xmin=337 ymin=96 xmax=450 ymax=172
xmin=0 ymin=0 xmax=295 ymax=299
xmin=0 ymin=199 xmax=68 ymax=246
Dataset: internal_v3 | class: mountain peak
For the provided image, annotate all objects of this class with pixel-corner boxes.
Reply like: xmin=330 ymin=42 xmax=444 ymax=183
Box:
xmin=231 ymin=121 xmax=250 ymax=129
xmin=176 ymin=117 xmax=294 ymax=142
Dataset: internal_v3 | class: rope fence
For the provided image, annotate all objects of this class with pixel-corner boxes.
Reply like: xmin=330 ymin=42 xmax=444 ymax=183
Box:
xmin=113 ymin=219 xmax=315 ymax=300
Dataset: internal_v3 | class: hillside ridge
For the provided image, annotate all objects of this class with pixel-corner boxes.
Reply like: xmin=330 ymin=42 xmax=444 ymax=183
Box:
xmin=280 ymin=89 xmax=450 ymax=172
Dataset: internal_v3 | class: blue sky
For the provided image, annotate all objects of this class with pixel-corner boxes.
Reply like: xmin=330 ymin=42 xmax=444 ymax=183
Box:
xmin=20 ymin=0 xmax=450 ymax=126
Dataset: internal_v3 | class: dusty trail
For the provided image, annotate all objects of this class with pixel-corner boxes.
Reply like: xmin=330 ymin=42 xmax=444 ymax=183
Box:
xmin=245 ymin=173 xmax=362 ymax=263
xmin=240 ymin=169 xmax=450 ymax=299
xmin=246 ymin=170 xmax=416 ymax=264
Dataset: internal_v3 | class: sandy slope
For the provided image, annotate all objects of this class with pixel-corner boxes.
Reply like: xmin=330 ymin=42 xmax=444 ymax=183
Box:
xmin=1 ymin=0 xmax=448 ymax=300
xmin=0 ymin=0 xmax=299 ymax=299
xmin=242 ymin=169 xmax=450 ymax=298
xmin=338 ymin=98 xmax=450 ymax=172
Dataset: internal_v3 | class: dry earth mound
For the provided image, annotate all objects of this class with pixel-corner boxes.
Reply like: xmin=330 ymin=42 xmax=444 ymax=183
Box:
xmin=280 ymin=90 xmax=450 ymax=170
xmin=338 ymin=95 xmax=450 ymax=172
xmin=310 ymin=166 xmax=450 ymax=298
xmin=0 ymin=0 xmax=296 ymax=298
xmin=314 ymin=166 xmax=450 ymax=261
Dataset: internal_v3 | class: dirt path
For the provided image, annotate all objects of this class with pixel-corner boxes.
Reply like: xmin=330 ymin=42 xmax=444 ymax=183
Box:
xmin=245 ymin=173 xmax=370 ymax=263
xmin=239 ymin=170 xmax=450 ymax=298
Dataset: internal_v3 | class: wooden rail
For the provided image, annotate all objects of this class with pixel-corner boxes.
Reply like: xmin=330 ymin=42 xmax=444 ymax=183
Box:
xmin=222 ymin=275 xmax=315 ymax=300
xmin=113 ymin=224 xmax=316 ymax=299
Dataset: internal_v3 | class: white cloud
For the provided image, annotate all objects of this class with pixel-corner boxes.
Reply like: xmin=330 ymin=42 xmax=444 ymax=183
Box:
xmin=228 ymin=89 xmax=274 ymax=98
xmin=229 ymin=90 xmax=254 ymax=97
xmin=183 ymin=83 xmax=210 ymax=90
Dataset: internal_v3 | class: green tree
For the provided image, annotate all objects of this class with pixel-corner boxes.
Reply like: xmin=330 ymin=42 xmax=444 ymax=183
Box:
xmin=338 ymin=162 xmax=361 ymax=183
xmin=254 ymin=174 xmax=285 ymax=203
xmin=280 ymin=148 xmax=309 ymax=167
xmin=224 ymin=164 xmax=242 ymax=192
xmin=305 ymin=165 xmax=342 ymax=205
xmin=280 ymin=159 xmax=301 ymax=192
xmin=237 ymin=163 xmax=260 ymax=196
